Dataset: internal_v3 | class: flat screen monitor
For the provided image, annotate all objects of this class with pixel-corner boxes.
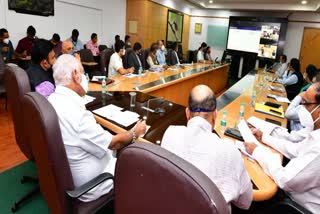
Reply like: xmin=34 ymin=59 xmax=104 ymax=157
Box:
xmin=226 ymin=17 xmax=287 ymax=59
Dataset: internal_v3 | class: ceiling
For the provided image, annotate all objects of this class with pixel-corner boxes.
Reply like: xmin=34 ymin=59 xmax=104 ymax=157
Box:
xmin=187 ymin=0 xmax=320 ymax=11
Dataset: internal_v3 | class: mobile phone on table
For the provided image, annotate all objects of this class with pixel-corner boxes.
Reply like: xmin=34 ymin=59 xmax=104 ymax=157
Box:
xmin=224 ymin=127 xmax=244 ymax=141
xmin=264 ymin=102 xmax=281 ymax=108
xmin=265 ymin=118 xmax=281 ymax=126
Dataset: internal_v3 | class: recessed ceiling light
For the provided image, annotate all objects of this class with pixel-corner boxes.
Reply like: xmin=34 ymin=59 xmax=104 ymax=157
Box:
xmin=200 ymin=2 xmax=205 ymax=7
xmin=301 ymin=0 xmax=307 ymax=4
xmin=209 ymin=0 xmax=213 ymax=3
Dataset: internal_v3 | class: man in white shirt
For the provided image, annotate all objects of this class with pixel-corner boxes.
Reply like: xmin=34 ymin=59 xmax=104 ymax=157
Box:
xmin=275 ymin=54 xmax=288 ymax=79
xmin=245 ymin=82 xmax=320 ymax=213
xmin=48 ymin=54 xmax=146 ymax=202
xmin=108 ymin=40 xmax=134 ymax=77
xmin=161 ymin=85 xmax=252 ymax=210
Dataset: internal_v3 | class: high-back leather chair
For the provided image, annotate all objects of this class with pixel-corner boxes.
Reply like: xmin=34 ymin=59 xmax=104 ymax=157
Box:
xmin=5 ymin=65 xmax=32 ymax=159
xmin=5 ymin=65 xmax=41 ymax=212
xmin=0 ymin=52 xmax=7 ymax=109
xmin=194 ymin=49 xmax=199 ymax=63
xmin=105 ymin=48 xmax=115 ymax=77
xmin=115 ymin=143 xmax=229 ymax=214
xmin=22 ymin=92 xmax=114 ymax=214
xmin=99 ymin=45 xmax=108 ymax=52
xmin=79 ymin=49 xmax=94 ymax=62
xmin=140 ymin=48 xmax=150 ymax=70
xmin=123 ymin=48 xmax=133 ymax=69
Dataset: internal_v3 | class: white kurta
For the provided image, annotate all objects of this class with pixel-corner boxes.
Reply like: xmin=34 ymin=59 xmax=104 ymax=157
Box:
xmin=48 ymin=86 xmax=116 ymax=202
xmin=161 ymin=116 xmax=253 ymax=210
xmin=252 ymin=129 xmax=320 ymax=213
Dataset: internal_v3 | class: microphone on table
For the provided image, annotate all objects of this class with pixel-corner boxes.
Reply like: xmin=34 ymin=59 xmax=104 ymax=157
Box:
xmin=142 ymin=97 xmax=166 ymax=114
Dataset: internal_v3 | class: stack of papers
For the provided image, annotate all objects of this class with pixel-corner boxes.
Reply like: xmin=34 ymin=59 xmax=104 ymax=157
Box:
xmin=269 ymin=85 xmax=284 ymax=93
xmin=93 ymin=104 xmax=140 ymax=127
xmin=83 ymin=95 xmax=96 ymax=105
xmin=267 ymin=94 xmax=291 ymax=103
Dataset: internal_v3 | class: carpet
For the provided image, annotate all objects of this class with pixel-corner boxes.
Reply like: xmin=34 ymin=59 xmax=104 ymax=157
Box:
xmin=0 ymin=161 xmax=49 ymax=214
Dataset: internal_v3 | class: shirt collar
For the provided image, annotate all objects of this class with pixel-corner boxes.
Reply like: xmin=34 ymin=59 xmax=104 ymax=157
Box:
xmin=54 ymin=86 xmax=85 ymax=109
xmin=187 ymin=116 xmax=213 ymax=132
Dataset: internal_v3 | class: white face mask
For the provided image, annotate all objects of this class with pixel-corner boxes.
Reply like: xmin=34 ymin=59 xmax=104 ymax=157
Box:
xmin=122 ymin=49 xmax=126 ymax=55
xmin=161 ymin=45 xmax=165 ymax=51
xmin=298 ymin=105 xmax=320 ymax=130
xmin=3 ymin=38 xmax=9 ymax=44
xmin=127 ymin=42 xmax=131 ymax=46
xmin=80 ymin=74 xmax=88 ymax=94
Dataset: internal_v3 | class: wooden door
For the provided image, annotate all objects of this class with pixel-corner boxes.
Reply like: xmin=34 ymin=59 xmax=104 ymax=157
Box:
xmin=300 ymin=27 xmax=320 ymax=73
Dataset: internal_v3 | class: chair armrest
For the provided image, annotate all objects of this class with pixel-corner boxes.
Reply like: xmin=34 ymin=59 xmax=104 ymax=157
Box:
xmin=66 ymin=172 xmax=114 ymax=199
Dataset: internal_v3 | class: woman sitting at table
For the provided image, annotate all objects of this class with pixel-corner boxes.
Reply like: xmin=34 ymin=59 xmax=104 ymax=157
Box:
xmin=277 ymin=58 xmax=303 ymax=100
xmin=147 ymin=43 xmax=168 ymax=70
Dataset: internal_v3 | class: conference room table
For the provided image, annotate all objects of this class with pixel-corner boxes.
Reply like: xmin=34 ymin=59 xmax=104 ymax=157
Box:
xmin=88 ymin=63 xmax=229 ymax=106
xmin=87 ymin=65 xmax=288 ymax=202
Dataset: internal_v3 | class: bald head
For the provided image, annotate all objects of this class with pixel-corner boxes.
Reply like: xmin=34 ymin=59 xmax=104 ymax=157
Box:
xmin=188 ymin=85 xmax=216 ymax=113
xmin=61 ymin=40 xmax=73 ymax=54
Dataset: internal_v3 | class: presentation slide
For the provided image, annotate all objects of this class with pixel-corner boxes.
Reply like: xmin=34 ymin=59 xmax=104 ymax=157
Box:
xmin=227 ymin=26 xmax=261 ymax=53
xmin=227 ymin=19 xmax=281 ymax=59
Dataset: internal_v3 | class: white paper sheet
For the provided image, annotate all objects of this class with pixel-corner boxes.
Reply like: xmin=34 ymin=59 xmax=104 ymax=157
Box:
xmin=237 ymin=120 xmax=262 ymax=147
xmin=92 ymin=76 xmax=106 ymax=81
xmin=93 ymin=105 xmax=140 ymax=127
xmin=124 ymin=73 xmax=139 ymax=78
xmin=234 ymin=141 xmax=255 ymax=161
xmin=83 ymin=95 xmax=96 ymax=105
xmin=275 ymin=96 xmax=291 ymax=103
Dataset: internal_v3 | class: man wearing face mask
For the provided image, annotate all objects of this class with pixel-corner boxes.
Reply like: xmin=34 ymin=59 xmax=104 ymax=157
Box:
xmin=156 ymin=40 xmax=167 ymax=66
xmin=15 ymin=25 xmax=36 ymax=58
xmin=26 ymin=39 xmax=56 ymax=98
xmin=127 ymin=42 xmax=143 ymax=73
xmin=48 ymin=54 xmax=146 ymax=202
xmin=244 ymin=82 xmax=320 ymax=213
xmin=108 ymin=40 xmax=134 ymax=77
xmin=0 ymin=28 xmax=14 ymax=63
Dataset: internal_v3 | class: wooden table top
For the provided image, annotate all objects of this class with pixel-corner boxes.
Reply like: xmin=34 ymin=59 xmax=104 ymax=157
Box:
xmin=215 ymin=70 xmax=288 ymax=201
xmin=88 ymin=63 xmax=229 ymax=93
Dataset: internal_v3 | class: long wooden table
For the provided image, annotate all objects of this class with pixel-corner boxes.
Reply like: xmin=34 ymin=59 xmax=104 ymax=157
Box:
xmin=88 ymin=66 xmax=287 ymax=202
xmin=88 ymin=64 xmax=229 ymax=106
xmin=215 ymin=70 xmax=288 ymax=201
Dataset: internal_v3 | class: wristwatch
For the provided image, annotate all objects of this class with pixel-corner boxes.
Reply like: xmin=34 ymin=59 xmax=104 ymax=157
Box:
xmin=130 ymin=128 xmax=137 ymax=143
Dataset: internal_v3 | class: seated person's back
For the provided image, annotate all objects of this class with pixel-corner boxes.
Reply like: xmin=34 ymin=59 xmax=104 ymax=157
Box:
xmin=161 ymin=85 xmax=252 ymax=210
xmin=26 ymin=39 xmax=56 ymax=98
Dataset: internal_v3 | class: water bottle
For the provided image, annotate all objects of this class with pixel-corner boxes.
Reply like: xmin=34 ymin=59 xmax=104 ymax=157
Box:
xmin=85 ymin=73 xmax=90 ymax=83
xmin=263 ymin=64 xmax=267 ymax=74
xmin=220 ymin=111 xmax=227 ymax=134
xmin=237 ymin=102 xmax=245 ymax=127
xmin=138 ymin=66 xmax=143 ymax=75
xmin=101 ymin=77 xmax=106 ymax=94
xmin=250 ymin=88 xmax=256 ymax=107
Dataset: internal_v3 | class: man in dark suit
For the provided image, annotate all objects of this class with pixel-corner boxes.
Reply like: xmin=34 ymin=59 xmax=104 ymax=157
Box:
xmin=168 ymin=42 xmax=180 ymax=66
xmin=127 ymin=42 xmax=143 ymax=74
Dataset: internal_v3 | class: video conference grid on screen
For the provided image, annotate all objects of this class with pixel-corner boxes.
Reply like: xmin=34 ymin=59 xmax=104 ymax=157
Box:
xmin=227 ymin=20 xmax=281 ymax=59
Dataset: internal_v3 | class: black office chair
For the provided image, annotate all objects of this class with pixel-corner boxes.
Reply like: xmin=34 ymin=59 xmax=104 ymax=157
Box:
xmin=123 ymin=48 xmax=133 ymax=69
xmin=140 ymin=48 xmax=150 ymax=70
xmin=99 ymin=45 xmax=108 ymax=52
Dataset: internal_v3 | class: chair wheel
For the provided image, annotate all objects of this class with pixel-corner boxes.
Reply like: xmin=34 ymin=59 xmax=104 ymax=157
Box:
xmin=11 ymin=204 xmax=18 ymax=212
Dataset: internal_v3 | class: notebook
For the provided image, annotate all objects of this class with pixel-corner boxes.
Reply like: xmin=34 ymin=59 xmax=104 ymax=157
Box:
xmin=254 ymin=103 xmax=285 ymax=118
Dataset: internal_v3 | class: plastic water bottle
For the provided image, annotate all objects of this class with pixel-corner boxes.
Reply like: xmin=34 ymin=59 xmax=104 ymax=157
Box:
xmin=220 ymin=111 xmax=227 ymax=134
xmin=85 ymin=73 xmax=90 ymax=83
xmin=138 ymin=66 xmax=143 ymax=75
xmin=239 ymin=102 xmax=245 ymax=120
xmin=101 ymin=77 xmax=106 ymax=94
xmin=263 ymin=64 xmax=267 ymax=74
xmin=251 ymin=88 xmax=256 ymax=107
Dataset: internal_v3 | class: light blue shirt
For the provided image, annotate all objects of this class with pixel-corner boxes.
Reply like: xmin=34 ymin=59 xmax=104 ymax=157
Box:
xmin=278 ymin=70 xmax=298 ymax=86
xmin=156 ymin=49 xmax=166 ymax=65
xmin=68 ymin=37 xmax=84 ymax=51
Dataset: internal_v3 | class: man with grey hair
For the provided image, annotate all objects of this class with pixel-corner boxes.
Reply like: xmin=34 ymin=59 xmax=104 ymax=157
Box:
xmin=161 ymin=85 xmax=252 ymax=211
xmin=48 ymin=54 xmax=146 ymax=202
